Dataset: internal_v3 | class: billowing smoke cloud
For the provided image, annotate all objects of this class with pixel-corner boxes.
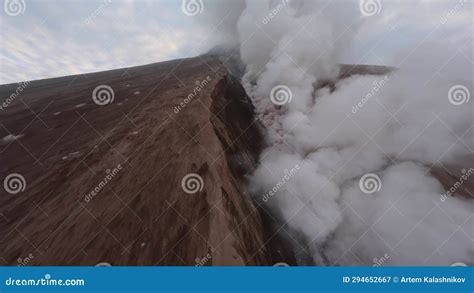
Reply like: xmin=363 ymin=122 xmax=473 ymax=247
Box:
xmin=238 ymin=1 xmax=360 ymax=124
xmin=203 ymin=0 xmax=473 ymax=266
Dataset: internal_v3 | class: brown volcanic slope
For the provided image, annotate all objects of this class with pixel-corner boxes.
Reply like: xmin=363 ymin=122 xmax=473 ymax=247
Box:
xmin=0 ymin=56 xmax=270 ymax=266
xmin=1 ymin=57 xmax=471 ymax=267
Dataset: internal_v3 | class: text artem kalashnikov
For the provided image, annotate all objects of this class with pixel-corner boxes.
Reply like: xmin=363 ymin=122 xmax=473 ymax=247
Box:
xmin=399 ymin=276 xmax=466 ymax=284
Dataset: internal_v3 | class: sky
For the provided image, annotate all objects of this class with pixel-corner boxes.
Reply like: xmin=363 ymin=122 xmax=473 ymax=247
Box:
xmin=0 ymin=0 xmax=472 ymax=85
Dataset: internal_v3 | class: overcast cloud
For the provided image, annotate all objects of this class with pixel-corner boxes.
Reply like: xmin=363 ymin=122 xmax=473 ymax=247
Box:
xmin=0 ymin=0 xmax=472 ymax=84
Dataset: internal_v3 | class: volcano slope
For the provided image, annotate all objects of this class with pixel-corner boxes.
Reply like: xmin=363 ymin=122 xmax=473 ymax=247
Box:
xmin=0 ymin=56 xmax=272 ymax=266
xmin=1 ymin=56 xmax=471 ymax=267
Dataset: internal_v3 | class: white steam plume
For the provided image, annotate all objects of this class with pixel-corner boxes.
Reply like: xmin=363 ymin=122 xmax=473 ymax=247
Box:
xmin=203 ymin=0 xmax=473 ymax=266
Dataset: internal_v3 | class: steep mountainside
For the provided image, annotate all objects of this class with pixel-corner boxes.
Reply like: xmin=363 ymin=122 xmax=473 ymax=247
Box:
xmin=1 ymin=56 xmax=470 ymax=267
xmin=0 ymin=56 xmax=270 ymax=266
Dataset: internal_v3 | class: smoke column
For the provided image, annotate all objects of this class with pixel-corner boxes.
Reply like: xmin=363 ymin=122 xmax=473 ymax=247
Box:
xmin=202 ymin=0 xmax=473 ymax=265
